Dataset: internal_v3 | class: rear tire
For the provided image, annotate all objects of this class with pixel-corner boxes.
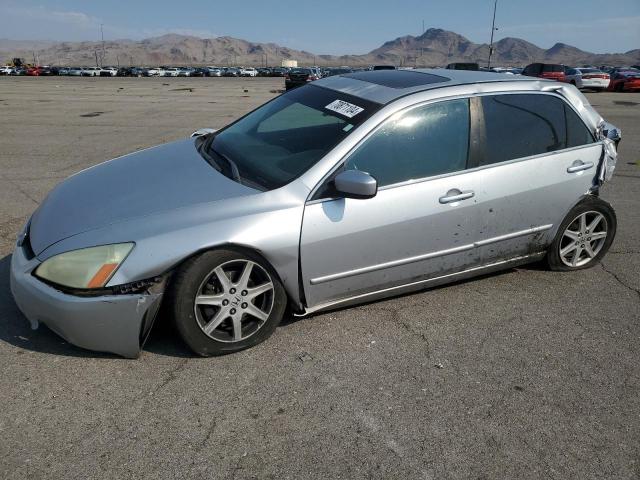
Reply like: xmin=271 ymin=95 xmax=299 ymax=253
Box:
xmin=546 ymin=197 xmax=616 ymax=271
xmin=168 ymin=248 xmax=287 ymax=356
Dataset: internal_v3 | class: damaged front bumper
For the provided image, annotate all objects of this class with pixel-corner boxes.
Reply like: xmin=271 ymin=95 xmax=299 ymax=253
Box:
xmin=10 ymin=244 xmax=164 ymax=358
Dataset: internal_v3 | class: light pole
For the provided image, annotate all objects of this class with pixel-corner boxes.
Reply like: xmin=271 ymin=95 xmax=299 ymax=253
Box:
xmin=487 ymin=0 xmax=498 ymax=69
xmin=100 ymin=23 xmax=106 ymax=67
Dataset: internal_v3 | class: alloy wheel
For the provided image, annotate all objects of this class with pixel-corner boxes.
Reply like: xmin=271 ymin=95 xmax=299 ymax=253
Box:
xmin=559 ymin=211 xmax=608 ymax=267
xmin=194 ymin=260 xmax=275 ymax=343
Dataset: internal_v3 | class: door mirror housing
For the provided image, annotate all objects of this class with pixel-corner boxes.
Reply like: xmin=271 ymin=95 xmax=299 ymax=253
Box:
xmin=190 ymin=128 xmax=217 ymax=138
xmin=333 ymin=170 xmax=377 ymax=199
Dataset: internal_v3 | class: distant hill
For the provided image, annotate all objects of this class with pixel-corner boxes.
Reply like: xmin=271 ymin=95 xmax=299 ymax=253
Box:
xmin=1 ymin=28 xmax=638 ymax=67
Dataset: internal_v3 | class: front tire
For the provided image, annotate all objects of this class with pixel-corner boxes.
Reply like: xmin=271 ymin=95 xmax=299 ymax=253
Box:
xmin=546 ymin=197 xmax=616 ymax=271
xmin=168 ymin=249 xmax=287 ymax=356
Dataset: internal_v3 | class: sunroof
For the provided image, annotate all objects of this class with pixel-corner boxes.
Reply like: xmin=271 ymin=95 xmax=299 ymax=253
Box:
xmin=341 ymin=70 xmax=450 ymax=89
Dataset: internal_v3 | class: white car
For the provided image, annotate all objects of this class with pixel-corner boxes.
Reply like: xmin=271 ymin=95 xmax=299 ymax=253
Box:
xmin=100 ymin=67 xmax=118 ymax=77
xmin=160 ymin=67 xmax=180 ymax=77
xmin=0 ymin=66 xmax=16 ymax=75
xmin=207 ymin=67 xmax=222 ymax=77
xmin=564 ymin=68 xmax=610 ymax=91
xmin=146 ymin=68 xmax=160 ymax=76
xmin=68 ymin=67 xmax=84 ymax=76
xmin=240 ymin=67 xmax=258 ymax=77
xmin=82 ymin=67 xmax=103 ymax=77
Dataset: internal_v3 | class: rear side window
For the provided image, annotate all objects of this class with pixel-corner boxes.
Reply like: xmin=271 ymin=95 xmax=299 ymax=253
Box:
xmin=542 ymin=64 xmax=564 ymax=72
xmin=345 ymin=98 xmax=469 ymax=187
xmin=523 ymin=64 xmax=541 ymax=75
xmin=478 ymin=94 xmax=593 ymax=165
xmin=565 ymin=104 xmax=595 ymax=147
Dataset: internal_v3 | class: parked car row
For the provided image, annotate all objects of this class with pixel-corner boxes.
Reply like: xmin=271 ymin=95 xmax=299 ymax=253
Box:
xmin=3 ymin=61 xmax=638 ymax=91
xmin=521 ymin=63 xmax=640 ymax=92
xmin=0 ymin=65 xmax=305 ymax=78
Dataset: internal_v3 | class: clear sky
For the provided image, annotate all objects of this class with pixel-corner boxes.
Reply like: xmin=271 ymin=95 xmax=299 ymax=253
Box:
xmin=1 ymin=0 xmax=638 ymax=54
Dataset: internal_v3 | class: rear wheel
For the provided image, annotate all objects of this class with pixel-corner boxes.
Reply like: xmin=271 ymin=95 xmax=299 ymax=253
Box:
xmin=169 ymin=249 xmax=287 ymax=356
xmin=546 ymin=197 xmax=616 ymax=271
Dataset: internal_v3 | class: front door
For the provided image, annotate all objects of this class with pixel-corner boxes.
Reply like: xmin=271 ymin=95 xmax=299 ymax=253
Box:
xmin=300 ymin=97 xmax=484 ymax=309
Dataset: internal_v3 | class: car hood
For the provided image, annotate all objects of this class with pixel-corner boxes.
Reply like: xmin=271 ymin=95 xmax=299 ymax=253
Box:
xmin=29 ymin=138 xmax=257 ymax=256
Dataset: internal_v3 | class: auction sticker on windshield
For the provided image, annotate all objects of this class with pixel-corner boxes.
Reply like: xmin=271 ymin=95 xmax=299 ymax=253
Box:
xmin=325 ymin=99 xmax=364 ymax=118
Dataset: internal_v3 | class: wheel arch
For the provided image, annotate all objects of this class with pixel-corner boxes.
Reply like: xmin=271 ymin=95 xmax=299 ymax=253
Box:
xmin=161 ymin=242 xmax=302 ymax=312
xmin=545 ymin=193 xmax=606 ymax=242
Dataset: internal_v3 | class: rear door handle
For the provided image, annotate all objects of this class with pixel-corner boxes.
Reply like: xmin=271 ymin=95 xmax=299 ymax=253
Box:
xmin=439 ymin=189 xmax=475 ymax=204
xmin=567 ymin=160 xmax=594 ymax=173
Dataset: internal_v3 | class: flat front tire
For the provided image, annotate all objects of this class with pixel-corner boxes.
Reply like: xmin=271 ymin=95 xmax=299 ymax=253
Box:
xmin=168 ymin=249 xmax=287 ymax=356
xmin=546 ymin=197 xmax=616 ymax=271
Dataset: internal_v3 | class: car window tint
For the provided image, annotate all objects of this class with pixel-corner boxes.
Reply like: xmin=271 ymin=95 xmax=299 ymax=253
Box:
xmin=480 ymin=94 xmax=568 ymax=165
xmin=345 ymin=98 xmax=469 ymax=187
xmin=564 ymin=104 xmax=595 ymax=148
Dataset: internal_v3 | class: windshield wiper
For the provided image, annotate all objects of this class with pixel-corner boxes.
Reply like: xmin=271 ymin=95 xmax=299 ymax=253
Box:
xmin=197 ymin=136 xmax=243 ymax=184
xmin=210 ymin=145 xmax=242 ymax=184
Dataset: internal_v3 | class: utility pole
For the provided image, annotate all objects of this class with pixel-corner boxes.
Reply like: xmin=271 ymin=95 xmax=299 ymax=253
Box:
xmin=100 ymin=23 xmax=105 ymax=67
xmin=487 ymin=0 xmax=498 ymax=69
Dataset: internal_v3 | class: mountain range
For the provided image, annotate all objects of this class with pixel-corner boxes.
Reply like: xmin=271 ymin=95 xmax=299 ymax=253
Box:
xmin=1 ymin=28 xmax=638 ymax=67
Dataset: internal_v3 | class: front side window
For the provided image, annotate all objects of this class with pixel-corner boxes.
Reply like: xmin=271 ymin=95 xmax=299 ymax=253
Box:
xmin=479 ymin=94 xmax=594 ymax=166
xmin=344 ymin=98 xmax=470 ymax=187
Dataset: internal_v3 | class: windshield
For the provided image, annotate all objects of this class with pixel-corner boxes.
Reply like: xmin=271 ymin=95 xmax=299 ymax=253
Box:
xmin=203 ymin=85 xmax=381 ymax=190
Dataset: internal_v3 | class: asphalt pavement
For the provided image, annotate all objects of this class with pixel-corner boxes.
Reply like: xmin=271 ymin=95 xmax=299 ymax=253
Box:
xmin=0 ymin=77 xmax=638 ymax=479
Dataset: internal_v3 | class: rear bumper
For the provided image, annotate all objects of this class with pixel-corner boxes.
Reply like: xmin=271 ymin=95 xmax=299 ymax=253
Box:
xmin=10 ymin=245 xmax=163 ymax=358
xmin=581 ymin=79 xmax=609 ymax=89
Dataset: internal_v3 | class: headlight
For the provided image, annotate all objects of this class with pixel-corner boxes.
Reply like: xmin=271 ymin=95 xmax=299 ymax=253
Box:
xmin=35 ymin=243 xmax=134 ymax=289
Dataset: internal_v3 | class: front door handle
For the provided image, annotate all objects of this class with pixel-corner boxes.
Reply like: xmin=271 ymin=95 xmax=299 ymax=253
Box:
xmin=439 ymin=189 xmax=475 ymax=204
xmin=567 ymin=160 xmax=594 ymax=173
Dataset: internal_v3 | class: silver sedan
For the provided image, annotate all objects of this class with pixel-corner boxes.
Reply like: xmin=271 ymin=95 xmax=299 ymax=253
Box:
xmin=11 ymin=70 xmax=621 ymax=358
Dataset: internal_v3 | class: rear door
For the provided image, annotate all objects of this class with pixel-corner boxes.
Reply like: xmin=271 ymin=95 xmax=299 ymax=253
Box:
xmin=472 ymin=93 xmax=601 ymax=264
xmin=300 ymin=98 xmax=484 ymax=309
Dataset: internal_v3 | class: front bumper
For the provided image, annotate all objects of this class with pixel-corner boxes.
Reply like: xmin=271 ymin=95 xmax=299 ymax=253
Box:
xmin=10 ymin=244 xmax=164 ymax=358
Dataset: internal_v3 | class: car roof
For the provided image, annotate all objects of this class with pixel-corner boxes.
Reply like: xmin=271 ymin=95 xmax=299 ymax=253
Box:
xmin=314 ymin=68 xmax=535 ymax=105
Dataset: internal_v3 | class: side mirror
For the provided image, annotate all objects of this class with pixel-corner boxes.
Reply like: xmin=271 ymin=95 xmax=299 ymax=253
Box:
xmin=190 ymin=128 xmax=217 ymax=138
xmin=334 ymin=170 xmax=377 ymax=199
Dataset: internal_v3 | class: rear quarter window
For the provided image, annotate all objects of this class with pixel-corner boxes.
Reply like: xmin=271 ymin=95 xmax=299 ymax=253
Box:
xmin=564 ymin=104 xmax=595 ymax=148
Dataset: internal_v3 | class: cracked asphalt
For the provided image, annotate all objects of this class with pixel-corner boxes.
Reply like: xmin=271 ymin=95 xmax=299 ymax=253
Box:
xmin=0 ymin=77 xmax=638 ymax=479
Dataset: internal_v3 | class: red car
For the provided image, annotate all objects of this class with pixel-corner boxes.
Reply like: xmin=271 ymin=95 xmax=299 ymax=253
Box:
xmin=522 ymin=63 xmax=566 ymax=82
xmin=607 ymin=68 xmax=640 ymax=92
xmin=26 ymin=66 xmax=42 ymax=76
